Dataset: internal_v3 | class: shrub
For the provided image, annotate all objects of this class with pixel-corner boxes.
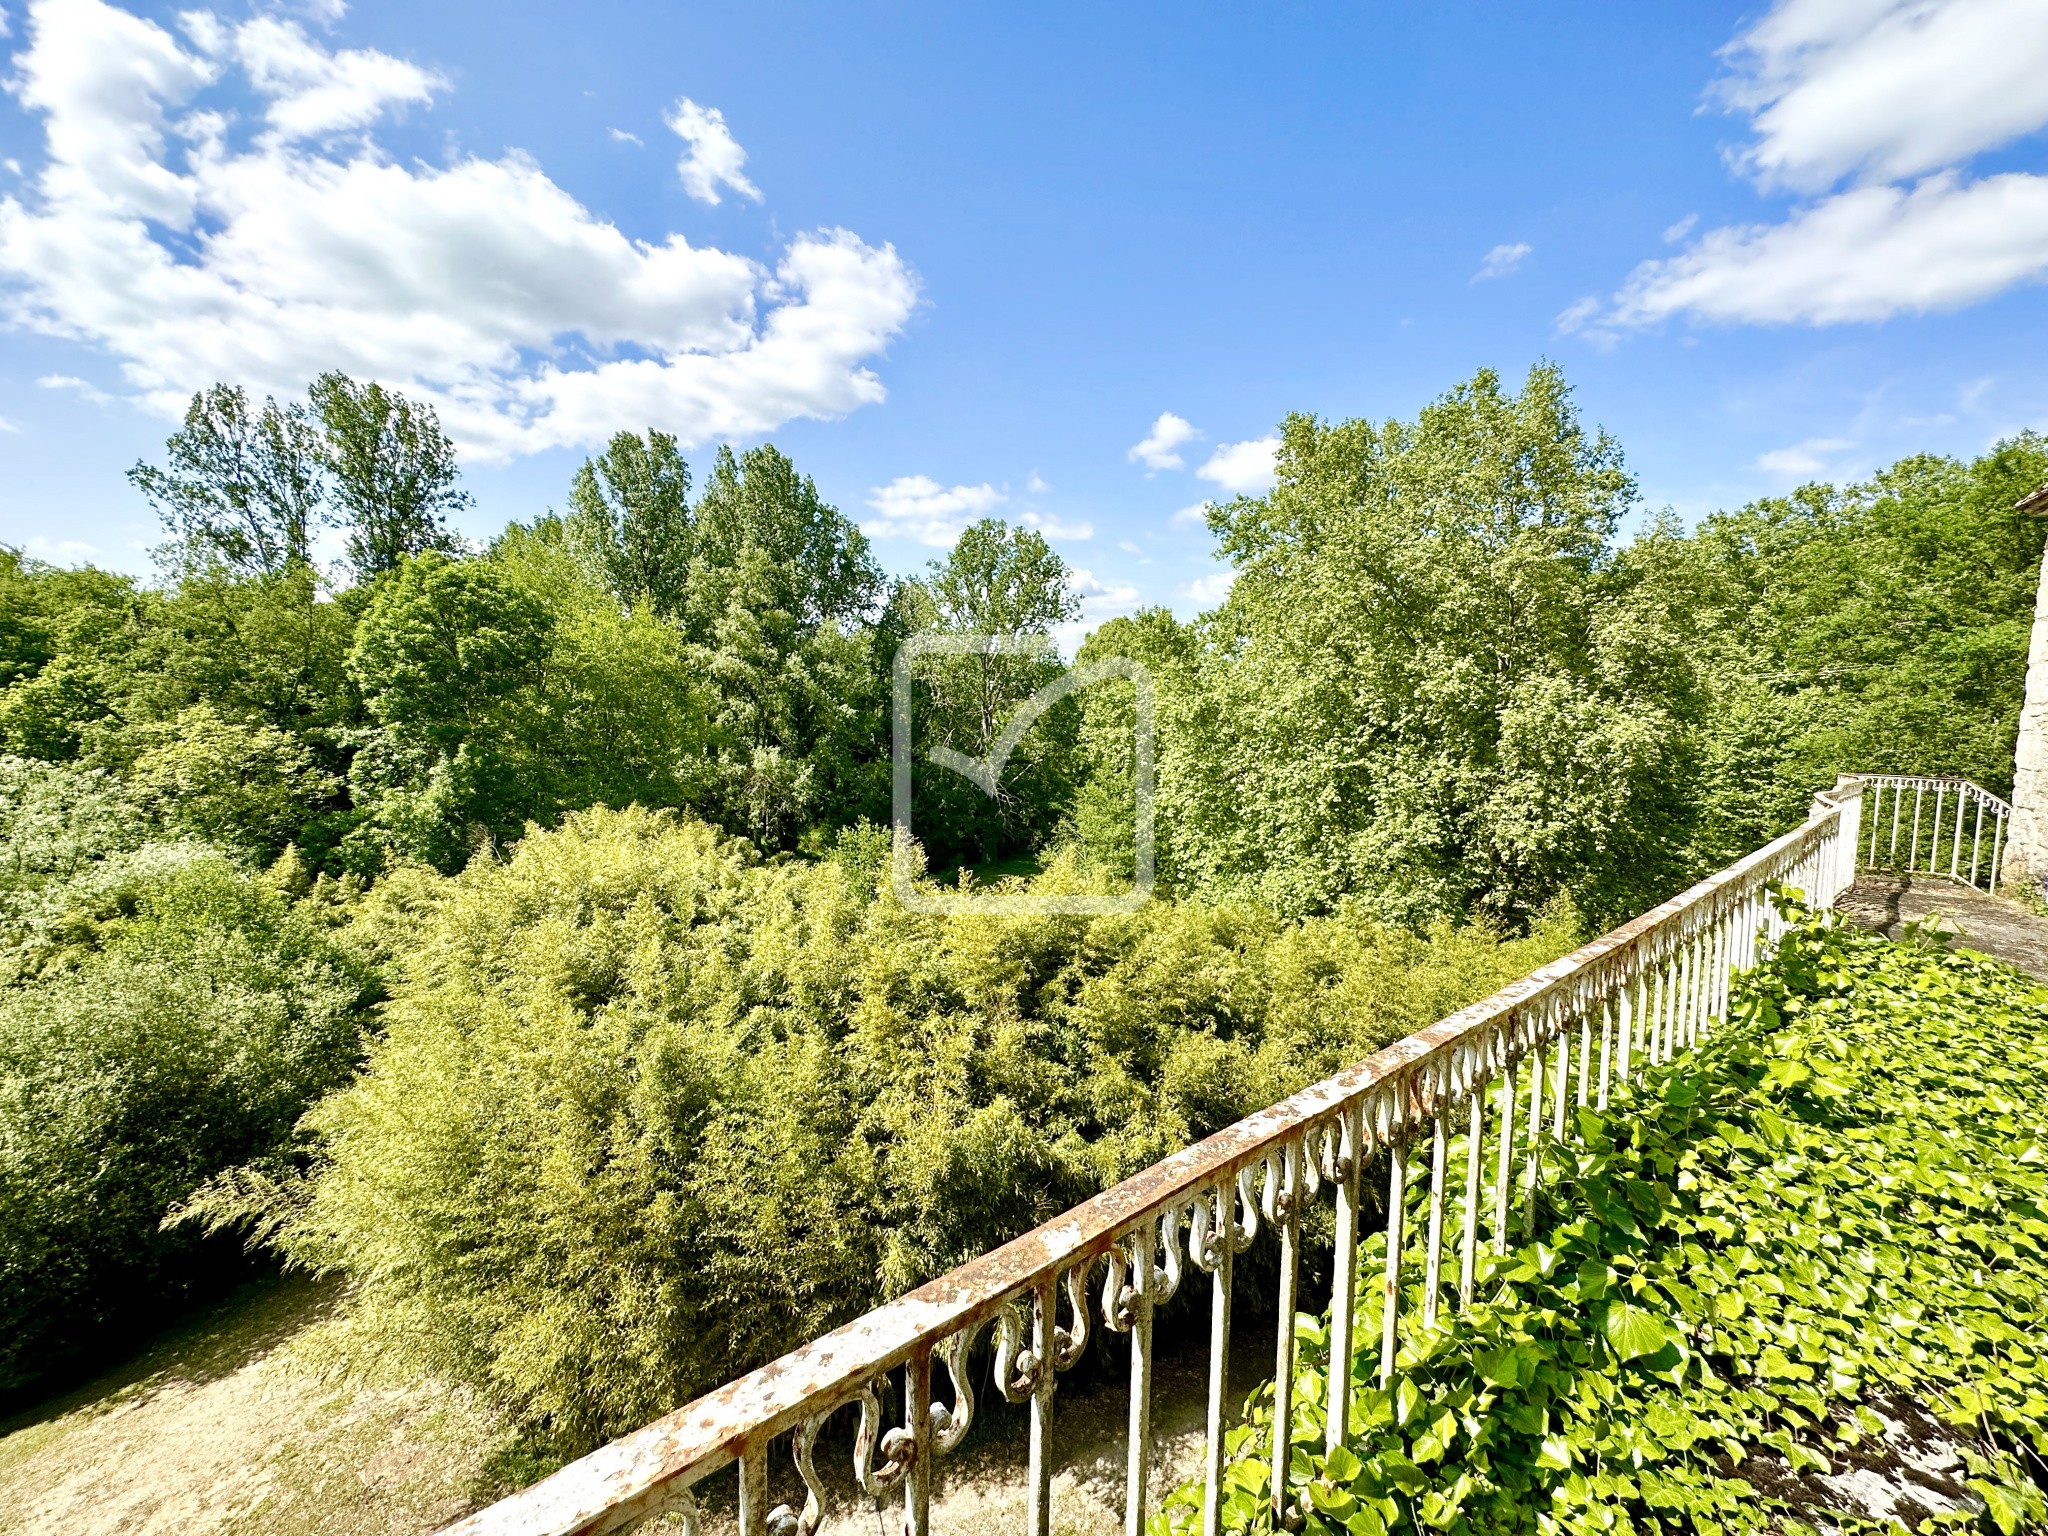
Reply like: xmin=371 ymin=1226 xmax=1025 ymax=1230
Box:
xmin=0 ymin=851 xmax=370 ymax=1394
xmin=280 ymin=806 xmax=1574 ymax=1450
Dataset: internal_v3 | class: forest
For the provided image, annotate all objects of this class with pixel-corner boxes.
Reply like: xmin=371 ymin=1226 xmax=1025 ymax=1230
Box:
xmin=1 ymin=360 xmax=2043 ymax=1464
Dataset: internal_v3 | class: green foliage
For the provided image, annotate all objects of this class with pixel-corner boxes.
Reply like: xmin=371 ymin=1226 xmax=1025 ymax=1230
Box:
xmin=0 ymin=848 xmax=370 ymax=1395
xmin=1151 ymin=365 xmax=1699 ymax=929
xmin=309 ymin=371 xmax=470 ymax=581
xmin=276 ymin=807 xmax=1574 ymax=1450
xmin=1683 ymin=437 xmax=2048 ymax=860
xmin=565 ymin=429 xmax=693 ymax=619
xmin=1164 ymin=902 xmax=2048 ymax=1535
xmin=128 ymin=384 xmax=327 ymax=579
xmin=904 ymin=518 xmax=1085 ymax=869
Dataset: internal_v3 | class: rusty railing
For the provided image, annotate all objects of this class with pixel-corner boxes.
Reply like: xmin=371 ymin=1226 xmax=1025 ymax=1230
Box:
xmin=1858 ymin=774 xmax=2010 ymax=895
xmin=447 ymin=779 xmax=1866 ymax=1536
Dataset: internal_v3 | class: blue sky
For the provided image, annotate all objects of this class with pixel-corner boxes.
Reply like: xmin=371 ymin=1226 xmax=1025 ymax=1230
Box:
xmin=1 ymin=0 xmax=2046 ymax=633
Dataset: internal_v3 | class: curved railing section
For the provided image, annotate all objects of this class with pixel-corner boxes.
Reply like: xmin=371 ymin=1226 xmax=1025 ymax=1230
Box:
xmin=444 ymin=779 xmax=1866 ymax=1536
xmin=1857 ymin=774 xmax=2011 ymax=894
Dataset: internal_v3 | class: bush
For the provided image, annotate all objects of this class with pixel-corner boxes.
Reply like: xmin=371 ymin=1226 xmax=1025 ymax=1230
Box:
xmin=279 ymin=806 xmax=1574 ymax=1450
xmin=0 ymin=850 xmax=370 ymax=1394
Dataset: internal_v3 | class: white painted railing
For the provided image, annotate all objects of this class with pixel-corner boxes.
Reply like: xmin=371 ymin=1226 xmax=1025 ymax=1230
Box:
xmin=1858 ymin=774 xmax=2011 ymax=894
xmin=445 ymin=779 xmax=1866 ymax=1536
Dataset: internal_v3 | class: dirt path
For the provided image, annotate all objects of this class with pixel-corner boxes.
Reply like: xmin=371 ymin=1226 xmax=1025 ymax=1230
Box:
xmin=1835 ymin=872 xmax=2048 ymax=981
xmin=0 ymin=1277 xmax=499 ymax=1536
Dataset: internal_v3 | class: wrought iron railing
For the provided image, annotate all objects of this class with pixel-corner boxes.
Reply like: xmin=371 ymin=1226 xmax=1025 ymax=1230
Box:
xmin=445 ymin=779 xmax=1867 ymax=1536
xmin=1857 ymin=774 xmax=2011 ymax=895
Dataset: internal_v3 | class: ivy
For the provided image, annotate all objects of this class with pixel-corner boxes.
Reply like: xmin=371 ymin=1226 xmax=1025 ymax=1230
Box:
xmin=1158 ymin=895 xmax=2048 ymax=1534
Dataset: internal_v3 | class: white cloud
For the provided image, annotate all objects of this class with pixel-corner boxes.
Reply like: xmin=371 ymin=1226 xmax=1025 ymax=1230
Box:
xmin=1019 ymin=508 xmax=1092 ymax=540
xmin=229 ymin=14 xmax=441 ymax=144
xmin=1128 ymin=410 xmax=1199 ymax=471
xmin=1719 ymin=0 xmax=2048 ymax=193
xmin=1662 ymin=213 xmax=1698 ymax=243
xmin=1594 ymin=0 xmax=2048 ymax=332
xmin=1118 ymin=539 xmax=1142 ymax=555
xmin=25 ymin=534 xmax=97 ymax=560
xmin=1169 ymin=500 xmax=1211 ymax=527
xmin=1196 ymin=436 xmax=1279 ymax=496
xmin=1056 ymin=566 xmax=1141 ymax=652
xmin=1026 ymin=471 xmax=1050 ymax=494
xmin=0 ymin=0 xmax=915 ymax=460
xmin=1473 ymin=241 xmax=1531 ymax=281
xmin=1610 ymin=173 xmax=2048 ymax=326
xmin=0 ymin=414 xmax=17 ymax=431
xmin=665 ymin=96 xmax=760 ymax=206
xmin=862 ymin=474 xmax=1004 ymax=547
xmin=37 ymin=371 xmax=111 ymax=402
xmin=608 ymin=127 xmax=641 ymax=146
xmin=1756 ymin=436 xmax=1852 ymax=477
xmin=1178 ymin=569 xmax=1236 ymax=606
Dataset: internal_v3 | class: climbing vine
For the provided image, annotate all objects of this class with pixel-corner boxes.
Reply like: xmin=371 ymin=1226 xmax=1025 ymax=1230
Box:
xmin=1160 ymin=897 xmax=2048 ymax=1534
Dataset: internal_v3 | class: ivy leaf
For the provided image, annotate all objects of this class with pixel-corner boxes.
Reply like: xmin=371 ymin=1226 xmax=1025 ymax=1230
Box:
xmin=1601 ymin=1299 xmax=1671 ymax=1362
xmin=1536 ymin=1435 xmax=1573 ymax=1470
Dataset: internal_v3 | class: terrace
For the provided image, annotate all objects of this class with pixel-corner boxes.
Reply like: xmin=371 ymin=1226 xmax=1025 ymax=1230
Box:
xmin=449 ymin=772 xmax=2045 ymax=1536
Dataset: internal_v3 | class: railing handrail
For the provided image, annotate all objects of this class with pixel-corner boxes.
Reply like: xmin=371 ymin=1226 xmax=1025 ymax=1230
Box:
xmin=1856 ymin=773 xmax=2011 ymax=894
xmin=448 ymin=782 xmax=1865 ymax=1536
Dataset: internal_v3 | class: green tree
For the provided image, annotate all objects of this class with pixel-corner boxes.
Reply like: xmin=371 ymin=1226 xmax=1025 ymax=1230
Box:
xmin=128 ymin=385 xmax=326 ymax=578
xmin=904 ymin=519 xmax=1082 ymax=868
xmin=1163 ymin=364 xmax=1694 ymax=926
xmin=344 ymin=552 xmax=552 ymax=869
xmin=565 ymin=430 xmax=694 ymax=619
xmin=310 ymin=373 xmax=469 ymax=580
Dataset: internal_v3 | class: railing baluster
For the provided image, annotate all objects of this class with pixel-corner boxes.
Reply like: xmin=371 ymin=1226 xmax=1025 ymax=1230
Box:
xmin=738 ymin=1442 xmax=769 ymax=1536
xmin=1378 ymin=1127 xmax=1408 ymax=1385
xmin=1550 ymin=1021 xmax=1569 ymax=1140
xmin=1576 ymin=995 xmax=1592 ymax=1109
xmin=1200 ymin=1188 xmax=1233 ymax=1536
xmin=1325 ymin=1107 xmax=1360 ymax=1453
xmin=1617 ymin=963 xmax=1636 ymax=1086
xmin=1458 ymin=1070 xmax=1483 ymax=1308
xmin=1269 ymin=1148 xmax=1300 ymax=1530
xmin=1520 ymin=1026 xmax=1544 ymax=1235
xmin=1124 ymin=1224 xmax=1155 ymax=1536
xmin=1911 ymin=782 xmax=1924 ymax=869
xmin=906 ymin=1349 xmax=933 ymax=1536
xmin=1596 ymin=987 xmax=1614 ymax=1109
xmin=1491 ymin=1054 xmax=1517 ymax=1254
xmin=1422 ymin=1070 xmax=1449 ymax=1326
xmin=1971 ymin=796 xmax=1985 ymax=888
xmin=1028 ymin=1276 xmax=1055 ymax=1536
xmin=1991 ymin=806 xmax=2005 ymax=894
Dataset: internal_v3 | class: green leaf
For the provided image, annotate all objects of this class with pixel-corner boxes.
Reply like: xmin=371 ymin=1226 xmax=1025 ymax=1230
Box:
xmin=1601 ymin=1299 xmax=1671 ymax=1362
xmin=1535 ymin=1435 xmax=1573 ymax=1471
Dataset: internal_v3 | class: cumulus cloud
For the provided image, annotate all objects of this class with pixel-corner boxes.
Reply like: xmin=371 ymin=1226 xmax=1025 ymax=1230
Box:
xmin=1177 ymin=569 xmax=1236 ymax=606
xmin=1591 ymin=0 xmax=2048 ymax=332
xmin=1720 ymin=0 xmax=2048 ymax=193
xmin=1196 ymin=436 xmax=1279 ymax=496
xmin=1169 ymin=500 xmax=1210 ymax=527
xmin=1756 ymin=436 xmax=1852 ymax=477
xmin=666 ymin=97 xmax=760 ymax=205
xmin=0 ymin=0 xmax=915 ymax=459
xmin=609 ymin=127 xmax=642 ymax=146
xmin=862 ymin=474 xmax=1005 ymax=546
xmin=1128 ymin=410 xmax=1199 ymax=471
xmin=1473 ymin=241 xmax=1530 ymax=281
xmin=1055 ymin=566 xmax=1141 ymax=652
xmin=229 ymin=14 xmax=442 ymax=143
xmin=1610 ymin=173 xmax=2048 ymax=326
xmin=1018 ymin=508 xmax=1092 ymax=540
